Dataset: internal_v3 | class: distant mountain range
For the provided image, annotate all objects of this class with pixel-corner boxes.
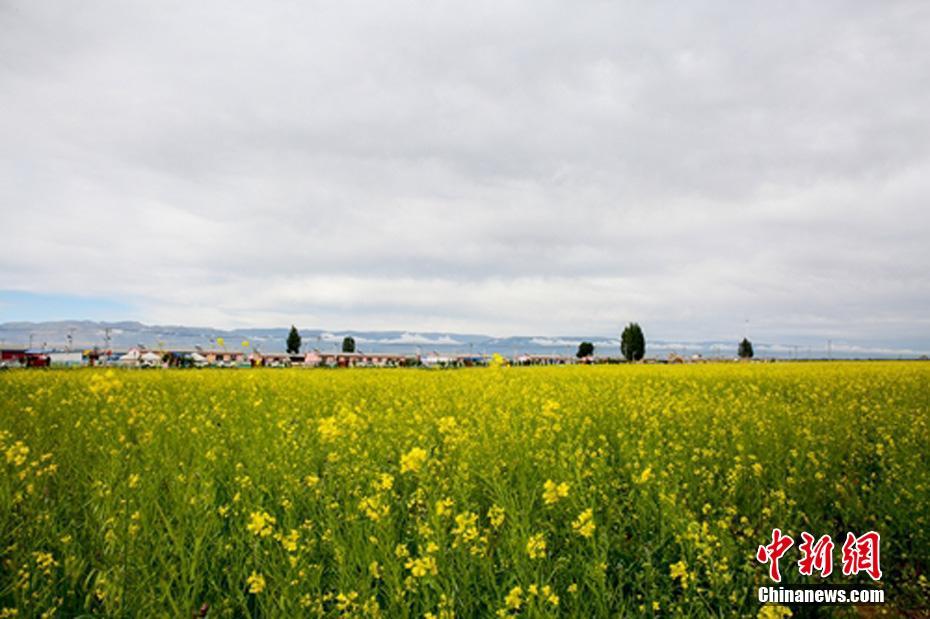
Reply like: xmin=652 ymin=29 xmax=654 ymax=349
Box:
xmin=1 ymin=320 xmax=926 ymax=359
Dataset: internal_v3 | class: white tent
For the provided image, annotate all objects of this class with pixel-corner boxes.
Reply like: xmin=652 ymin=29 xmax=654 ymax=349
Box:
xmin=140 ymin=351 xmax=162 ymax=367
xmin=119 ymin=348 xmax=142 ymax=366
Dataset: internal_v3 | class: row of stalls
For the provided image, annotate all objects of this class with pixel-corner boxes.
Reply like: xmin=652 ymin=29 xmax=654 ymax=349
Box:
xmin=110 ymin=349 xmax=426 ymax=368
xmin=2 ymin=346 xmax=591 ymax=369
xmin=1 ymin=348 xmax=84 ymax=368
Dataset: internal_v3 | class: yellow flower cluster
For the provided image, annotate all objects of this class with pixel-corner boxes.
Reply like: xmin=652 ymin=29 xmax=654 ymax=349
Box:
xmin=487 ymin=505 xmax=505 ymax=529
xmin=246 ymin=511 xmax=276 ymax=537
xmin=497 ymin=583 xmax=559 ymax=616
xmin=275 ymin=529 xmax=300 ymax=552
xmin=405 ymin=555 xmax=438 ymax=578
xmin=400 ymin=446 xmax=428 ymax=474
xmin=542 ymin=479 xmax=569 ymax=505
xmin=526 ymin=533 xmax=547 ymax=559
xmin=246 ymin=571 xmax=265 ymax=594
xmin=5 ymin=441 xmax=29 ymax=467
xmin=435 ymin=497 xmax=454 ymax=518
xmin=669 ymin=560 xmax=692 ymax=589
xmin=572 ymin=508 xmax=596 ymax=538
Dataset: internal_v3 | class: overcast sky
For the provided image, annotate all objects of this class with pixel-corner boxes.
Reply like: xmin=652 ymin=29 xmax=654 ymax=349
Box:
xmin=1 ymin=1 xmax=928 ymax=346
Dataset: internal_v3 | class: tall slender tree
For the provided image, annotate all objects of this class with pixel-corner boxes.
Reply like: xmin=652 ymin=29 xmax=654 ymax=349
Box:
xmin=621 ymin=323 xmax=646 ymax=362
xmin=286 ymin=325 xmax=302 ymax=354
xmin=342 ymin=336 xmax=356 ymax=353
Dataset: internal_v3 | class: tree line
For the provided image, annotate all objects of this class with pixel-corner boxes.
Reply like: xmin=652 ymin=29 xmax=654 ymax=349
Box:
xmin=287 ymin=326 xmax=356 ymax=355
xmin=288 ymin=324 xmax=755 ymax=361
xmin=577 ymin=325 xmax=754 ymax=360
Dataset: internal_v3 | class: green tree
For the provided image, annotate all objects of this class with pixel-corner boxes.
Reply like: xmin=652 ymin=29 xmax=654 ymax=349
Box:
xmin=576 ymin=341 xmax=594 ymax=358
xmin=738 ymin=337 xmax=754 ymax=359
xmin=286 ymin=326 xmax=302 ymax=354
xmin=621 ymin=323 xmax=645 ymax=362
xmin=342 ymin=336 xmax=356 ymax=353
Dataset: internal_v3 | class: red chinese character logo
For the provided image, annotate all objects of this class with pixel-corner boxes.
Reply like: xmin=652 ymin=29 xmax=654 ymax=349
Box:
xmin=757 ymin=528 xmax=794 ymax=582
xmin=797 ymin=532 xmax=834 ymax=577
xmin=841 ymin=531 xmax=882 ymax=580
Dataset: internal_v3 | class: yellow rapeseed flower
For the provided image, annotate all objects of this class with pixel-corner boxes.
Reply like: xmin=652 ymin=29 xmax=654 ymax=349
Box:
xmin=542 ymin=585 xmax=559 ymax=607
xmin=670 ymin=560 xmax=690 ymax=589
xmin=435 ymin=497 xmax=455 ymax=518
xmin=504 ymin=586 xmax=523 ymax=610
xmin=487 ymin=505 xmax=505 ymax=528
xmin=572 ymin=508 xmax=596 ymax=538
xmin=4 ymin=441 xmax=29 ymax=467
xmin=526 ymin=533 xmax=547 ymax=559
xmin=400 ymin=447 xmax=428 ymax=474
xmin=246 ymin=571 xmax=266 ymax=594
xmin=542 ymin=479 xmax=570 ymax=505
xmin=452 ymin=512 xmax=479 ymax=546
xmin=405 ymin=556 xmax=438 ymax=578
xmin=758 ymin=605 xmax=793 ymax=619
xmin=276 ymin=529 xmax=300 ymax=552
xmin=246 ymin=511 xmax=276 ymax=537
xmin=359 ymin=495 xmax=389 ymax=521
xmin=375 ymin=472 xmax=394 ymax=490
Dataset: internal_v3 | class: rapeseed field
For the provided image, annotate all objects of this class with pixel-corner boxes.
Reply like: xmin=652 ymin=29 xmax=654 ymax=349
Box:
xmin=1 ymin=363 xmax=928 ymax=617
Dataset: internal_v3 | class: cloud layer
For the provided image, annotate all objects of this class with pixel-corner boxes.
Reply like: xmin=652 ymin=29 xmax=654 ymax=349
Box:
xmin=2 ymin=1 xmax=929 ymax=345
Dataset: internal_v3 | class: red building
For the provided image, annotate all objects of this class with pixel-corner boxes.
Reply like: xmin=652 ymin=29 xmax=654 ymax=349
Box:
xmin=1 ymin=347 xmax=27 ymax=366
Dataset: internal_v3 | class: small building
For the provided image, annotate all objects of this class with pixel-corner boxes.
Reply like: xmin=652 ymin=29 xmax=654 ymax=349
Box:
xmin=258 ymin=353 xmax=292 ymax=367
xmin=303 ymin=351 xmax=416 ymax=368
xmin=455 ymin=354 xmax=488 ymax=367
xmin=118 ymin=348 xmax=143 ymax=367
xmin=1 ymin=347 xmax=27 ymax=366
xmin=48 ymin=351 xmax=84 ymax=367
xmin=204 ymin=350 xmax=247 ymax=366
xmin=514 ymin=354 xmax=574 ymax=366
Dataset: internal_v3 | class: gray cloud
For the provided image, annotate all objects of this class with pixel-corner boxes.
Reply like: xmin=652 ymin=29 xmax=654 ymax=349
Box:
xmin=1 ymin=1 xmax=929 ymax=346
